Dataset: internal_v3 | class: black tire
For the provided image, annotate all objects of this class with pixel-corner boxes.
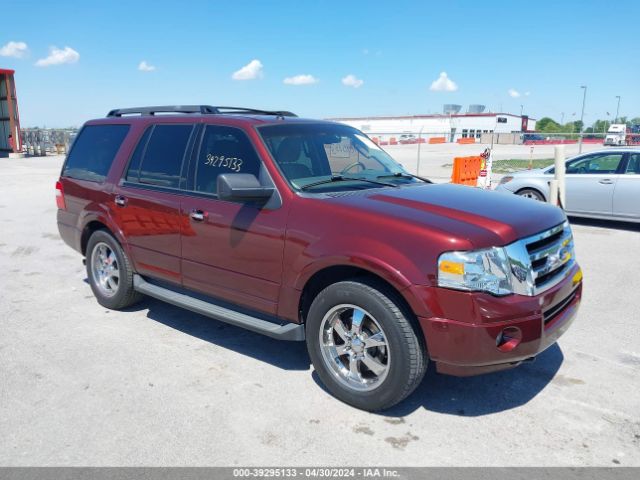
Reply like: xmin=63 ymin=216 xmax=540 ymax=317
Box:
xmin=516 ymin=188 xmax=545 ymax=202
xmin=86 ymin=229 xmax=142 ymax=309
xmin=306 ymin=279 xmax=427 ymax=411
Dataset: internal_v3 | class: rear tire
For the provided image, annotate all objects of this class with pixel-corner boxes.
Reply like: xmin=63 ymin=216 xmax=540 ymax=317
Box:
xmin=517 ymin=188 xmax=545 ymax=202
xmin=86 ymin=230 xmax=142 ymax=310
xmin=306 ymin=279 xmax=427 ymax=411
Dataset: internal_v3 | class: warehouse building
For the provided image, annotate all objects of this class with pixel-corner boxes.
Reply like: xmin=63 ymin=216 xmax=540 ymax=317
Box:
xmin=330 ymin=105 xmax=535 ymax=143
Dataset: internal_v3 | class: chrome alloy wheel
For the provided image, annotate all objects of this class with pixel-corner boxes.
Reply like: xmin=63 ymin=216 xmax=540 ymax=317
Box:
xmin=90 ymin=242 xmax=120 ymax=297
xmin=318 ymin=304 xmax=390 ymax=392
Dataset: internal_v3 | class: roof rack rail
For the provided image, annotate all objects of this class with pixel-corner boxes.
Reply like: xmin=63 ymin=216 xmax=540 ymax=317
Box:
xmin=106 ymin=105 xmax=297 ymax=118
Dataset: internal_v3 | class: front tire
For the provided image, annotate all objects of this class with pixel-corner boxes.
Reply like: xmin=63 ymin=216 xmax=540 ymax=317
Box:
xmin=306 ymin=279 xmax=427 ymax=411
xmin=86 ymin=230 xmax=142 ymax=309
xmin=517 ymin=188 xmax=545 ymax=202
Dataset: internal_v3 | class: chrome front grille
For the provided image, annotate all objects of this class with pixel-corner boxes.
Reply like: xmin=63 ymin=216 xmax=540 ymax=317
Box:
xmin=505 ymin=221 xmax=576 ymax=296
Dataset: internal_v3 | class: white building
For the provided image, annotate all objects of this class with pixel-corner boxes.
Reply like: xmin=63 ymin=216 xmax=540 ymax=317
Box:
xmin=330 ymin=113 xmax=536 ymax=143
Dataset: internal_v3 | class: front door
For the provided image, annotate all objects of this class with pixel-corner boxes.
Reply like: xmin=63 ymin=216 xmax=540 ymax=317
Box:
xmin=564 ymin=152 xmax=625 ymax=215
xmin=180 ymin=124 xmax=288 ymax=316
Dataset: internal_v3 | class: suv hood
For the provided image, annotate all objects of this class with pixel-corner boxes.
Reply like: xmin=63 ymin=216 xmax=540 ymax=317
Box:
xmin=328 ymin=183 xmax=566 ymax=248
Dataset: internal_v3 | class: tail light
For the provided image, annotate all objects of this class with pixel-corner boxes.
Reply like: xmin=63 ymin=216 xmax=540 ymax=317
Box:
xmin=55 ymin=180 xmax=66 ymax=210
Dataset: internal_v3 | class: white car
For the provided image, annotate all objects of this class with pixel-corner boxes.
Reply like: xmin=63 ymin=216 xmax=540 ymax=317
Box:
xmin=495 ymin=148 xmax=640 ymax=223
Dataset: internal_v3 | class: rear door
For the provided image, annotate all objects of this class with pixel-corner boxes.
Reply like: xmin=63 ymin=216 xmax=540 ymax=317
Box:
xmin=112 ymin=124 xmax=197 ymax=284
xmin=58 ymin=124 xmax=130 ymax=245
xmin=179 ymin=124 xmax=288 ymax=316
xmin=564 ymin=152 xmax=625 ymax=215
xmin=612 ymin=152 xmax=640 ymax=220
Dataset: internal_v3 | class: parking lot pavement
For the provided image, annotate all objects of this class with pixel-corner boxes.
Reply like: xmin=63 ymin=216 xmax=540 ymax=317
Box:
xmin=1 ymin=155 xmax=639 ymax=466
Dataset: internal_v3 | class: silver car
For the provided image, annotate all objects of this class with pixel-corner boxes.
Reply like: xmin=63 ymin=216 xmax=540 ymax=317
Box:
xmin=495 ymin=148 xmax=640 ymax=223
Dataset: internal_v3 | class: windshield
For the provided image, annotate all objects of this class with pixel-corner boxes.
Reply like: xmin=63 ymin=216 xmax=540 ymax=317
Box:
xmin=258 ymin=123 xmax=415 ymax=191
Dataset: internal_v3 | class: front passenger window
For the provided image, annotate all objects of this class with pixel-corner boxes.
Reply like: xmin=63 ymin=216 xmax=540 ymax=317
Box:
xmin=566 ymin=154 xmax=623 ymax=174
xmin=194 ymin=126 xmax=262 ymax=195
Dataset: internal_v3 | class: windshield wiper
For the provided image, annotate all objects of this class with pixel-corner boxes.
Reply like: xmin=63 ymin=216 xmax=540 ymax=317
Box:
xmin=299 ymin=175 xmax=398 ymax=191
xmin=377 ymin=172 xmax=433 ymax=183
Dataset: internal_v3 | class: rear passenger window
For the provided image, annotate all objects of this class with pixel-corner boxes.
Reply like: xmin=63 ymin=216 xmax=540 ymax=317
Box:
xmin=126 ymin=125 xmax=193 ymax=188
xmin=626 ymin=154 xmax=640 ymax=174
xmin=125 ymin=127 xmax=152 ymax=182
xmin=62 ymin=125 xmax=130 ymax=182
xmin=194 ymin=126 xmax=261 ymax=195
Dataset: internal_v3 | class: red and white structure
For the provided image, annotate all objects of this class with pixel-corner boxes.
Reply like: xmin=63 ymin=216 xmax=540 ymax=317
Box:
xmin=0 ymin=68 xmax=22 ymax=154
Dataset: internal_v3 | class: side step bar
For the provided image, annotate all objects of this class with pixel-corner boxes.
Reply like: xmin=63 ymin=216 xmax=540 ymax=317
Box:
xmin=133 ymin=275 xmax=305 ymax=341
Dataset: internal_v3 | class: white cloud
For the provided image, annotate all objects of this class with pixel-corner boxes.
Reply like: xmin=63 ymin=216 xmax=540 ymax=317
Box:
xmin=0 ymin=41 xmax=28 ymax=58
xmin=342 ymin=74 xmax=363 ymax=88
xmin=508 ymin=88 xmax=521 ymax=98
xmin=35 ymin=46 xmax=79 ymax=67
xmin=283 ymin=74 xmax=318 ymax=85
xmin=138 ymin=60 xmax=156 ymax=72
xmin=232 ymin=59 xmax=263 ymax=80
xmin=524 ymin=91 xmax=531 ymax=96
xmin=429 ymin=72 xmax=458 ymax=92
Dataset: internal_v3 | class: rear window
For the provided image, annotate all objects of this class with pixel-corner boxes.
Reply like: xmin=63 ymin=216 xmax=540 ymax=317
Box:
xmin=62 ymin=125 xmax=130 ymax=182
xmin=125 ymin=124 xmax=193 ymax=188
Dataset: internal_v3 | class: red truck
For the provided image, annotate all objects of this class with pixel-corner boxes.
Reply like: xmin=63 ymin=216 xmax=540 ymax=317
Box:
xmin=56 ymin=105 xmax=582 ymax=411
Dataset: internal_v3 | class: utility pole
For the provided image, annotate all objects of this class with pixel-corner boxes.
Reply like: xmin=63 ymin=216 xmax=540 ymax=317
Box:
xmin=520 ymin=105 xmax=523 ymax=116
xmin=615 ymin=96 xmax=621 ymax=123
xmin=578 ymin=86 xmax=587 ymax=153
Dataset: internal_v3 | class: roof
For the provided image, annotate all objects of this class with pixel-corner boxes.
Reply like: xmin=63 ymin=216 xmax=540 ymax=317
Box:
xmin=85 ymin=105 xmax=339 ymax=127
xmin=87 ymin=112 xmax=337 ymax=128
xmin=0 ymin=68 xmax=16 ymax=75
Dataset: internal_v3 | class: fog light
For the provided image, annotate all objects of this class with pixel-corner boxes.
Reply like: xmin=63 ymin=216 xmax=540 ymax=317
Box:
xmin=496 ymin=326 xmax=522 ymax=352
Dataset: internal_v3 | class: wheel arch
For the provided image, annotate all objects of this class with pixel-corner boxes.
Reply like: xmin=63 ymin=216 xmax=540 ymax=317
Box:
xmin=297 ymin=264 xmax=419 ymax=327
xmin=515 ymin=186 xmax=547 ymax=202
xmin=81 ymin=220 xmax=112 ymax=255
xmin=78 ymin=207 xmax=129 ymax=257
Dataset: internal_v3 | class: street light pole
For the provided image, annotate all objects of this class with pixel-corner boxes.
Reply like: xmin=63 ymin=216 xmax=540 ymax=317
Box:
xmin=615 ymin=96 xmax=621 ymax=123
xmin=578 ymin=85 xmax=587 ymax=153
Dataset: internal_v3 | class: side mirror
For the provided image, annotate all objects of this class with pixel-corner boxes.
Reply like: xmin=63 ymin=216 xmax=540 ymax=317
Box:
xmin=217 ymin=173 xmax=274 ymax=204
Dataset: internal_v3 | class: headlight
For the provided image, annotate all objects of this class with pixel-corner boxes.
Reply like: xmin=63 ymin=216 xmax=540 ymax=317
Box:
xmin=499 ymin=175 xmax=514 ymax=184
xmin=438 ymin=248 xmax=513 ymax=296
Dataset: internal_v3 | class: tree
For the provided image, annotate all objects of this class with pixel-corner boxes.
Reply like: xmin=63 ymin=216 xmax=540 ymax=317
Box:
xmin=570 ymin=120 xmax=584 ymax=132
xmin=536 ymin=117 xmax=561 ymax=132
xmin=592 ymin=119 xmax=611 ymax=134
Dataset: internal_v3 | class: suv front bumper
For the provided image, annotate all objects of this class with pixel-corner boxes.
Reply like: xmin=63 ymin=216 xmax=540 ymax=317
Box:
xmin=411 ymin=263 xmax=582 ymax=376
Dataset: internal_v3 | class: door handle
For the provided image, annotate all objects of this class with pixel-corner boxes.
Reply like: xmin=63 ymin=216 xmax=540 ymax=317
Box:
xmin=598 ymin=179 xmax=614 ymax=185
xmin=114 ymin=195 xmax=127 ymax=207
xmin=190 ymin=209 xmax=207 ymax=222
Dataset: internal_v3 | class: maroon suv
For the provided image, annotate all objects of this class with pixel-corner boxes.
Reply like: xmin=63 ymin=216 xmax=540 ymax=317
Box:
xmin=56 ymin=105 xmax=582 ymax=411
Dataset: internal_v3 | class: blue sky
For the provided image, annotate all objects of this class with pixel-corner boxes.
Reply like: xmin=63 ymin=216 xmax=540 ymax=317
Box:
xmin=1 ymin=0 xmax=639 ymax=127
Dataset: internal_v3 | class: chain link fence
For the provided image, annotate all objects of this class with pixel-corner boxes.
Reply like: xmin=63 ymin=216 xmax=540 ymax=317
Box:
xmin=20 ymin=128 xmax=78 ymax=156
xmin=360 ymin=130 xmax=623 ymax=179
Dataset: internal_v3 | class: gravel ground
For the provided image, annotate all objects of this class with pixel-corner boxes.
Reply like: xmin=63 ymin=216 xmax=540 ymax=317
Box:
xmin=1 ymin=155 xmax=639 ymax=466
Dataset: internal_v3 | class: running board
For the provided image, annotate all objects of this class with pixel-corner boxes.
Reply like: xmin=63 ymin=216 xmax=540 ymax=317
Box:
xmin=133 ymin=275 xmax=305 ymax=341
